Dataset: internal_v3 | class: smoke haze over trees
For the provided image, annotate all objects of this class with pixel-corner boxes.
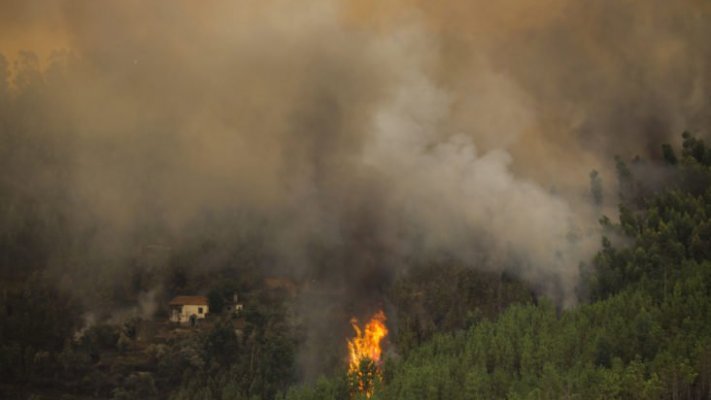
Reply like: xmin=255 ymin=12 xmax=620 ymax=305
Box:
xmin=2 ymin=0 xmax=708 ymax=304
xmin=1 ymin=0 xmax=710 ymax=397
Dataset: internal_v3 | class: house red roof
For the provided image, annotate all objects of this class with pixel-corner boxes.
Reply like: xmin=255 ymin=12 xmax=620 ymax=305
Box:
xmin=169 ymin=295 xmax=208 ymax=306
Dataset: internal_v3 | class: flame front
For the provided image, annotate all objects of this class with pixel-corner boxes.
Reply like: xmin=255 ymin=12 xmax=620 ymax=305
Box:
xmin=347 ymin=310 xmax=388 ymax=397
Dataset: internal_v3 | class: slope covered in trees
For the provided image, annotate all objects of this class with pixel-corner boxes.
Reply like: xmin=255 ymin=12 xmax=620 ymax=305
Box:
xmin=1 ymin=52 xmax=710 ymax=399
xmin=286 ymin=133 xmax=711 ymax=400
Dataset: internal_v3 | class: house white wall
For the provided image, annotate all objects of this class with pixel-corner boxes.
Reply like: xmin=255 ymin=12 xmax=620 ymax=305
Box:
xmin=170 ymin=304 xmax=209 ymax=324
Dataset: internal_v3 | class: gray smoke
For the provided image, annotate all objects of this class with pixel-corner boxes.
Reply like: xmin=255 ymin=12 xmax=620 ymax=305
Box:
xmin=1 ymin=0 xmax=709 ymax=375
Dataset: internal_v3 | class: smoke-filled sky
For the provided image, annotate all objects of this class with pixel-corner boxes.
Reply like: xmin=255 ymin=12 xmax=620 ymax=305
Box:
xmin=1 ymin=0 xmax=709 ymax=311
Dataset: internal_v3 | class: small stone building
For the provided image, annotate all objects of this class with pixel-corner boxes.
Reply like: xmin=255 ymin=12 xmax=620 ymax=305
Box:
xmin=224 ymin=293 xmax=244 ymax=316
xmin=169 ymin=295 xmax=209 ymax=324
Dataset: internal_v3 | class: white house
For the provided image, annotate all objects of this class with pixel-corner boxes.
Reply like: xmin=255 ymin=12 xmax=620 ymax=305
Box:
xmin=169 ymin=295 xmax=209 ymax=324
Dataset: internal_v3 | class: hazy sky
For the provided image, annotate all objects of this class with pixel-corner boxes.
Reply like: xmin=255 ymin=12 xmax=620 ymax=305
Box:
xmin=1 ymin=0 xmax=709 ymax=308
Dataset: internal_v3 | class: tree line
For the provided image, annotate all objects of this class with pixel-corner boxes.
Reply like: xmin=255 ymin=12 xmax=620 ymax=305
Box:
xmin=286 ymin=132 xmax=711 ymax=400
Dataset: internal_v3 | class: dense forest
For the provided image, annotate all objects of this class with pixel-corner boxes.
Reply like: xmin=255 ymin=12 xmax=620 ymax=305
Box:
xmin=284 ymin=133 xmax=711 ymax=400
xmin=3 ymin=88 xmax=711 ymax=399
xmin=1 ymin=2 xmax=711 ymax=398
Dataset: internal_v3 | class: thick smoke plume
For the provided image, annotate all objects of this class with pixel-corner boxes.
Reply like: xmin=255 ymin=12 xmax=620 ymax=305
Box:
xmin=1 ymin=0 xmax=709 ymax=367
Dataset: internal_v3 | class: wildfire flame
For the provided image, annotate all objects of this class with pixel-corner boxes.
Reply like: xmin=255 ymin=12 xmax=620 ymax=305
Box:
xmin=347 ymin=310 xmax=388 ymax=397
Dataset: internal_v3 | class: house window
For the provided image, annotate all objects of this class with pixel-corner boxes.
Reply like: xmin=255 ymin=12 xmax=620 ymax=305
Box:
xmin=198 ymin=307 xmax=203 ymax=314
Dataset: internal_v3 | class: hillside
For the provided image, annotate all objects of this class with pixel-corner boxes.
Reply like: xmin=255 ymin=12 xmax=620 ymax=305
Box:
xmin=286 ymin=133 xmax=711 ymax=399
xmin=2 ymin=1 xmax=711 ymax=399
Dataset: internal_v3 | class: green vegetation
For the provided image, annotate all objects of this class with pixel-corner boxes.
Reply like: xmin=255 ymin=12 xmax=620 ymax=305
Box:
xmin=1 ymin=284 xmax=297 ymax=400
xmin=2 ymin=56 xmax=711 ymax=398
xmin=286 ymin=133 xmax=711 ymax=400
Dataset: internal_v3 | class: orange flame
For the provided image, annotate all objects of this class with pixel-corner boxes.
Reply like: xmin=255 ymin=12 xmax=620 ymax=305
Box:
xmin=347 ymin=310 xmax=388 ymax=397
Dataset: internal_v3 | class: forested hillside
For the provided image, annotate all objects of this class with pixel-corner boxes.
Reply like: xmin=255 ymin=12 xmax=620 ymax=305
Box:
xmin=1 ymin=63 xmax=710 ymax=399
xmin=1 ymin=58 xmax=709 ymax=400
xmin=2 ymin=1 xmax=711 ymax=398
xmin=285 ymin=133 xmax=711 ymax=400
